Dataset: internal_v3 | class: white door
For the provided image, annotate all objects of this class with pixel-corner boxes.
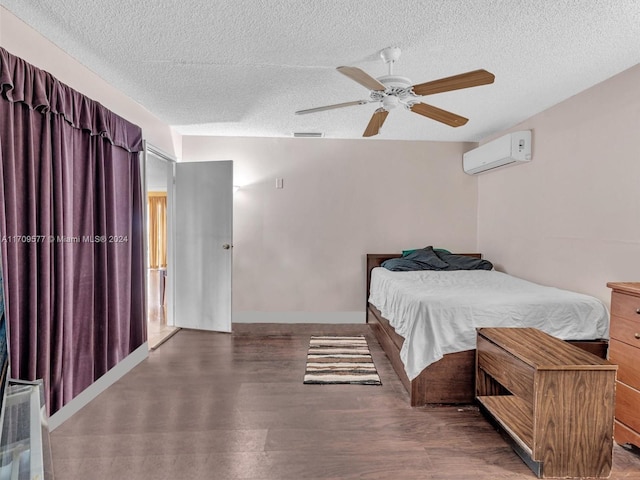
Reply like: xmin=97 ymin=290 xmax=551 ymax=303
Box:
xmin=173 ymin=161 xmax=233 ymax=332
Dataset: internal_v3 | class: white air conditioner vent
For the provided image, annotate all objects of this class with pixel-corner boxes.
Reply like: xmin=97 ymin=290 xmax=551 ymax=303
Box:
xmin=463 ymin=130 xmax=532 ymax=175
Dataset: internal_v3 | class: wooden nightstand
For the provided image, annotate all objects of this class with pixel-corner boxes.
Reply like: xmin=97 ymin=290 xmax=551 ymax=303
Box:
xmin=607 ymin=282 xmax=640 ymax=449
xmin=476 ymin=327 xmax=617 ymax=478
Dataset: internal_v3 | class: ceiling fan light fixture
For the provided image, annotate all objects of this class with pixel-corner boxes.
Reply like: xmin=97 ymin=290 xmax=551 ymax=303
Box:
xmin=382 ymin=95 xmax=400 ymax=110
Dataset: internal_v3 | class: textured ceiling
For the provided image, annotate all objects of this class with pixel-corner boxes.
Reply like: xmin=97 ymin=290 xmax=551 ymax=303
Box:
xmin=2 ymin=1 xmax=640 ymax=141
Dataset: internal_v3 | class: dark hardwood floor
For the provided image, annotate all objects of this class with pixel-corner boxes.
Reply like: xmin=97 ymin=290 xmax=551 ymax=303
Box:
xmin=50 ymin=324 xmax=640 ymax=479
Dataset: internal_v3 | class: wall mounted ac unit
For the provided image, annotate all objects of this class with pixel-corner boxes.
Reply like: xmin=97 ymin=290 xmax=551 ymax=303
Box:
xmin=463 ymin=130 xmax=532 ymax=175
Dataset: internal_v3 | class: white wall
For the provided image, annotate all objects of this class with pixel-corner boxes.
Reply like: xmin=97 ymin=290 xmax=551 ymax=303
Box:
xmin=183 ymin=136 xmax=478 ymax=323
xmin=477 ymin=63 xmax=640 ymax=305
xmin=0 ymin=6 xmax=181 ymax=158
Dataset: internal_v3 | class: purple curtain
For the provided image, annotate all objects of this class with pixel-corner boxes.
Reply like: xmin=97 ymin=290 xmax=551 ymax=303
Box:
xmin=0 ymin=47 xmax=146 ymax=414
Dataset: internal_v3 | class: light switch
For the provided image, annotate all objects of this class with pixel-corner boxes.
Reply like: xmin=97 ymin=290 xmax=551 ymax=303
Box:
xmin=276 ymin=178 xmax=284 ymax=189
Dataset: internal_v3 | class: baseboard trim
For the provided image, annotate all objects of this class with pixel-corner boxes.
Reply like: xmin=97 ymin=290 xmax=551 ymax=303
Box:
xmin=232 ymin=311 xmax=365 ymax=324
xmin=48 ymin=342 xmax=149 ymax=431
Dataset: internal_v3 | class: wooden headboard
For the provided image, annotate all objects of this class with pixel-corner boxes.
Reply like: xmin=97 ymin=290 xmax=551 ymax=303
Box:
xmin=365 ymin=252 xmax=482 ymax=308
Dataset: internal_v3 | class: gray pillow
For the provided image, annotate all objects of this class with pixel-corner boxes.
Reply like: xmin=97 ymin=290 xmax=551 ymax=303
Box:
xmin=381 ymin=246 xmax=449 ymax=271
xmin=434 ymin=251 xmax=493 ymax=271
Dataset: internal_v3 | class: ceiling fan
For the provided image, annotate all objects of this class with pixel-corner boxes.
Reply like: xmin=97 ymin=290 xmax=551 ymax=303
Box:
xmin=295 ymin=47 xmax=495 ymax=137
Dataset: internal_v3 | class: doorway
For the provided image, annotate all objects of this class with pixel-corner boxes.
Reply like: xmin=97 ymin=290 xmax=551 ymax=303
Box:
xmin=143 ymin=147 xmax=234 ymax=340
xmin=144 ymin=145 xmax=178 ymax=349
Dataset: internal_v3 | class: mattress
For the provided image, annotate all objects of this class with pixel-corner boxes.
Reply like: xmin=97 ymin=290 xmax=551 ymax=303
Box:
xmin=368 ymin=268 xmax=609 ymax=380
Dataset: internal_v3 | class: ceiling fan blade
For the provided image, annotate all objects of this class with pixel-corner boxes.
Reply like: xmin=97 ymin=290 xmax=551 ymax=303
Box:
xmin=295 ymin=100 xmax=369 ymax=115
xmin=410 ymin=103 xmax=468 ymax=127
xmin=412 ymin=69 xmax=495 ymax=96
xmin=337 ymin=66 xmax=386 ymax=91
xmin=363 ymin=109 xmax=389 ymax=137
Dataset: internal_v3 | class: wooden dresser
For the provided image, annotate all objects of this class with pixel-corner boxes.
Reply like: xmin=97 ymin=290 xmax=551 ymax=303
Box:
xmin=476 ymin=327 xmax=617 ymax=478
xmin=607 ymin=282 xmax=640 ymax=449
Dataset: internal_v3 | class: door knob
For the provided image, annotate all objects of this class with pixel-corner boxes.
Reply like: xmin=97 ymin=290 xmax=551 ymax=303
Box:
xmin=222 ymin=244 xmax=231 ymax=250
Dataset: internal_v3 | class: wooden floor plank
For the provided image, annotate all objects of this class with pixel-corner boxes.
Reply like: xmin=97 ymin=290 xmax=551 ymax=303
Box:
xmin=50 ymin=324 xmax=640 ymax=480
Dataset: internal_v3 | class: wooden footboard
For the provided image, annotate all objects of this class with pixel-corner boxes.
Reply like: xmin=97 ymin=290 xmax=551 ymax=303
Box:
xmin=365 ymin=253 xmax=609 ymax=407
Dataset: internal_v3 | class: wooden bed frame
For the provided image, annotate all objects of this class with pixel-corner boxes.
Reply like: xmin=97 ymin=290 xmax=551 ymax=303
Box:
xmin=366 ymin=253 xmax=608 ymax=406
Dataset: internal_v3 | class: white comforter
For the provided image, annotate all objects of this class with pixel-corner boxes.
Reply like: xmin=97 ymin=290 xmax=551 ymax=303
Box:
xmin=368 ymin=268 xmax=609 ymax=381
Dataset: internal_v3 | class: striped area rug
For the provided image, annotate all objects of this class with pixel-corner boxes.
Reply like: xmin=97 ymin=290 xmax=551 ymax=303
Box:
xmin=303 ymin=335 xmax=382 ymax=385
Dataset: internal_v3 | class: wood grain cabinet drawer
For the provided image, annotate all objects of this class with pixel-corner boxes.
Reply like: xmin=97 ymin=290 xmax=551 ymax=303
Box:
xmin=615 ymin=420 xmax=640 ymax=449
xmin=615 ymin=382 xmax=640 ymax=434
xmin=611 ymin=291 xmax=640 ymax=323
xmin=609 ymin=339 xmax=640 ymax=390
xmin=609 ymin=313 xmax=640 ymax=347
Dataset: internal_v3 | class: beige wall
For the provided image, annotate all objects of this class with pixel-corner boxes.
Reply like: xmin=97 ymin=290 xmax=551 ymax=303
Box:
xmin=477 ymin=64 xmax=640 ymax=304
xmin=0 ymin=7 xmax=180 ymax=157
xmin=183 ymin=136 xmax=478 ymax=322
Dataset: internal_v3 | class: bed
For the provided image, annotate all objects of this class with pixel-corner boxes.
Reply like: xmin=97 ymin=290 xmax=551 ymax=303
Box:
xmin=366 ymin=251 xmax=610 ymax=406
